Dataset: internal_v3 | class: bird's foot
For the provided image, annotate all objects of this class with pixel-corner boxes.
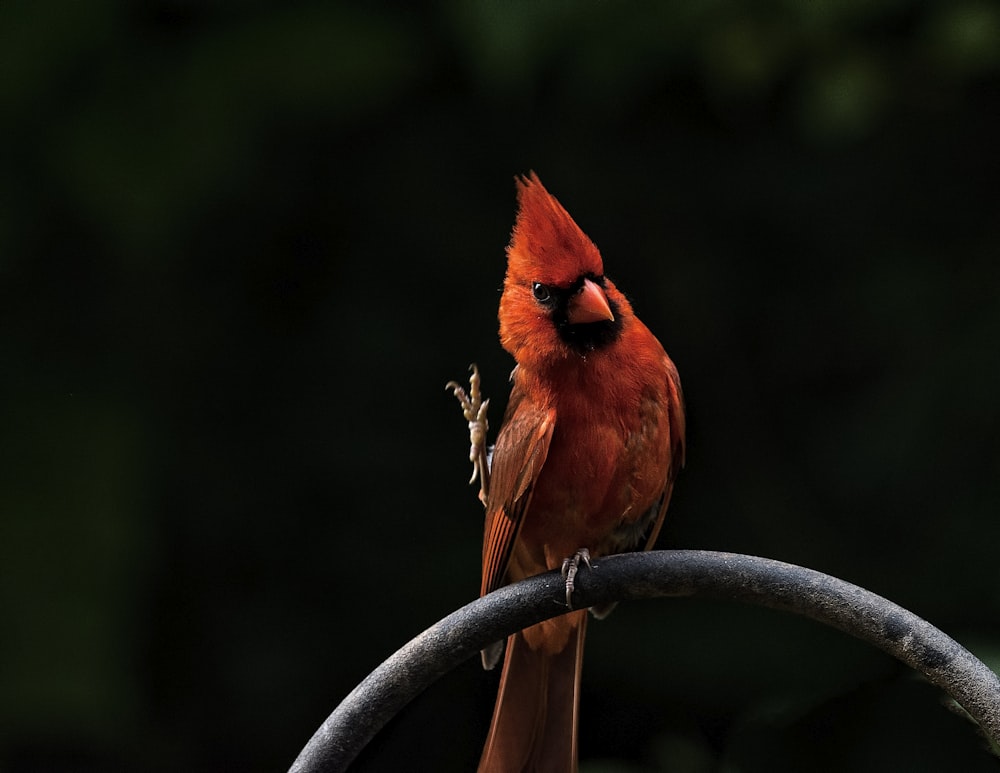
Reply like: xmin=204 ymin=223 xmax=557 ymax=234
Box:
xmin=446 ymin=363 xmax=490 ymax=504
xmin=561 ymin=548 xmax=593 ymax=609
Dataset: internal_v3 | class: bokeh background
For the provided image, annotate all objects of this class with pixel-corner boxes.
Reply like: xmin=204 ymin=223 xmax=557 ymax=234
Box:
xmin=3 ymin=1 xmax=1000 ymax=771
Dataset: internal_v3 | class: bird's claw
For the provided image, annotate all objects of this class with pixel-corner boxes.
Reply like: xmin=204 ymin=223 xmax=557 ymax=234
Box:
xmin=446 ymin=363 xmax=491 ymax=503
xmin=561 ymin=548 xmax=593 ymax=609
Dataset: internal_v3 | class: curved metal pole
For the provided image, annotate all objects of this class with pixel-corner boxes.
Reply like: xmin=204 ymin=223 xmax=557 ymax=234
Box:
xmin=288 ymin=550 xmax=1000 ymax=772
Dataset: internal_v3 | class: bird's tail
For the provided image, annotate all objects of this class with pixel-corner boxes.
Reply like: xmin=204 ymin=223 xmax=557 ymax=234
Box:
xmin=478 ymin=611 xmax=588 ymax=773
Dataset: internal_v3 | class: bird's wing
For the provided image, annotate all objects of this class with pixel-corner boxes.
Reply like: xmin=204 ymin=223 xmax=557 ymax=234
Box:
xmin=481 ymin=380 xmax=555 ymax=597
xmin=641 ymin=354 xmax=686 ymax=552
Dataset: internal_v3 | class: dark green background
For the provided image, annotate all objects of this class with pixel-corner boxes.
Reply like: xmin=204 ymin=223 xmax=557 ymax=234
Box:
xmin=3 ymin=2 xmax=999 ymax=771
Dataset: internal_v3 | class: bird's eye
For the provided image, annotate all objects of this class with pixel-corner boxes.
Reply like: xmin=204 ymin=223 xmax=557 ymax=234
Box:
xmin=532 ymin=282 xmax=552 ymax=303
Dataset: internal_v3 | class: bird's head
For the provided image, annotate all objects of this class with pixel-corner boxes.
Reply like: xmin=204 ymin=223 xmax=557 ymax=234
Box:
xmin=499 ymin=172 xmax=631 ymax=367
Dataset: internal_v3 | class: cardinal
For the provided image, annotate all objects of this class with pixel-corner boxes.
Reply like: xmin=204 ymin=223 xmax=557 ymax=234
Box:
xmin=448 ymin=173 xmax=685 ymax=772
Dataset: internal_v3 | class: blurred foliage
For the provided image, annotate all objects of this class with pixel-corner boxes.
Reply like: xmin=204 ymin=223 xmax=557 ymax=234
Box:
xmin=2 ymin=0 xmax=999 ymax=770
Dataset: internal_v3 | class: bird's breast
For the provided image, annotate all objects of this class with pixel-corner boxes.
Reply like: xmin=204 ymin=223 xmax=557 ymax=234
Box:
xmin=516 ymin=386 xmax=667 ymax=569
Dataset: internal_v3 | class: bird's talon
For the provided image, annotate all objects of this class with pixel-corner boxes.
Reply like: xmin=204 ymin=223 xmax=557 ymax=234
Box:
xmin=561 ymin=548 xmax=592 ymax=609
xmin=447 ymin=364 xmax=491 ymax=501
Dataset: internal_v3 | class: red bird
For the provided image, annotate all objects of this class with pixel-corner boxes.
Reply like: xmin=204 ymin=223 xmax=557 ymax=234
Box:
xmin=449 ymin=173 xmax=685 ymax=772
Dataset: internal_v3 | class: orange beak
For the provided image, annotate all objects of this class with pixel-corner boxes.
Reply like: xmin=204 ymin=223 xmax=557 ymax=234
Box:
xmin=566 ymin=278 xmax=615 ymax=324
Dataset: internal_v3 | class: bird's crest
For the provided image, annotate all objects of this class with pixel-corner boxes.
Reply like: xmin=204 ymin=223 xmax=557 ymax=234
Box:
xmin=507 ymin=172 xmax=604 ymax=286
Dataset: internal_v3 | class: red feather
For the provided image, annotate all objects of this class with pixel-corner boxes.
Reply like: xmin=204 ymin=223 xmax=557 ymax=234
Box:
xmin=477 ymin=173 xmax=685 ymax=772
